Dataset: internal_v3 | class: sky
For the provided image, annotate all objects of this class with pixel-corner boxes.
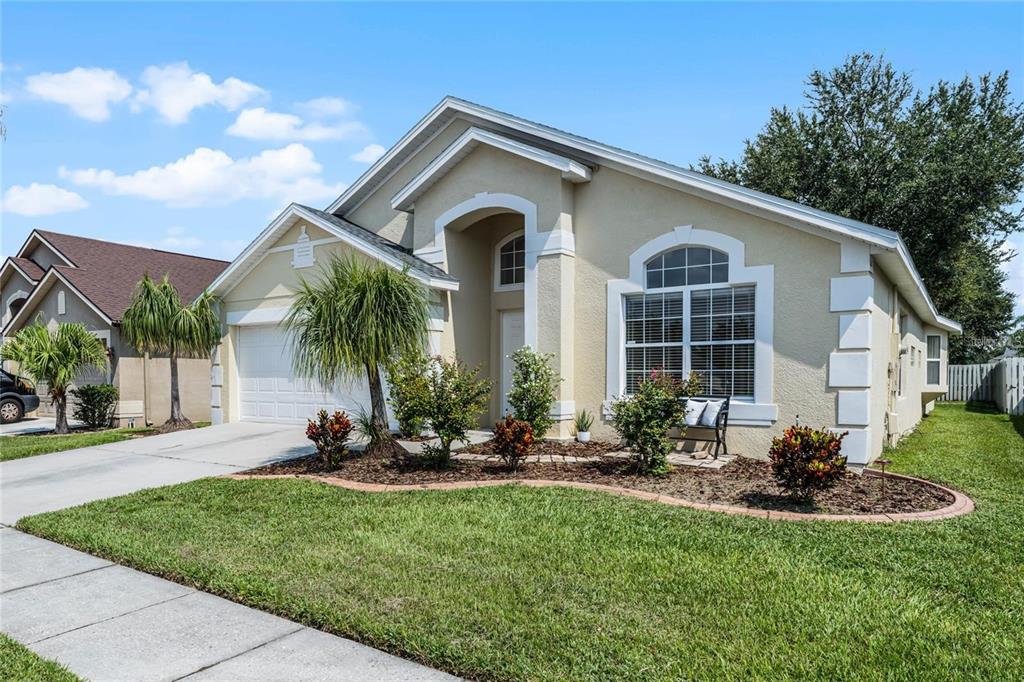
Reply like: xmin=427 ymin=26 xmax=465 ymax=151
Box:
xmin=2 ymin=2 xmax=1022 ymax=314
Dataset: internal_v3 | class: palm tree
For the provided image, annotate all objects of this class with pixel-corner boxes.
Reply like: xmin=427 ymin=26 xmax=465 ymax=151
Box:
xmin=121 ymin=274 xmax=221 ymax=428
xmin=0 ymin=322 xmax=109 ymax=434
xmin=285 ymin=255 xmax=428 ymax=450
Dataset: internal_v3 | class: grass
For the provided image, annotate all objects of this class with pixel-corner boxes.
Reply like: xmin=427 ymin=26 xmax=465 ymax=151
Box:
xmin=0 ymin=421 xmax=211 ymax=462
xmin=16 ymin=403 xmax=1024 ymax=680
xmin=0 ymin=634 xmax=79 ymax=682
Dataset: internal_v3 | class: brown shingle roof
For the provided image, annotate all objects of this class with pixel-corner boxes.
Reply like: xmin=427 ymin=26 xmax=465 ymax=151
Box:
xmin=9 ymin=257 xmax=45 ymax=281
xmin=34 ymin=231 xmax=229 ymax=323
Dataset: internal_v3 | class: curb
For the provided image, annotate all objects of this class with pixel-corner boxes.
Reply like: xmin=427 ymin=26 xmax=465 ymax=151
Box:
xmin=225 ymin=470 xmax=974 ymax=523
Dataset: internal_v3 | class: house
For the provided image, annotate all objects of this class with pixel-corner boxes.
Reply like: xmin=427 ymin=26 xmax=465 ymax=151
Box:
xmin=1 ymin=230 xmax=229 ymax=426
xmin=207 ymin=97 xmax=959 ymax=464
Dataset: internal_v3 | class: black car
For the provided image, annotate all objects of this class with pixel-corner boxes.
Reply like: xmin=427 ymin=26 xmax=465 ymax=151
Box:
xmin=1 ymin=369 xmax=41 ymax=423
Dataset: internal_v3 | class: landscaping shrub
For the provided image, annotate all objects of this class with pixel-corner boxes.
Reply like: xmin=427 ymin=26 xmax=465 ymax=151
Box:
xmin=305 ymin=409 xmax=354 ymax=467
xmin=386 ymin=348 xmax=432 ymax=437
xmin=610 ymin=372 xmax=684 ymax=474
xmin=507 ymin=347 xmax=560 ymax=438
xmin=768 ymin=425 xmax=848 ymax=500
xmin=609 ymin=370 xmax=702 ymax=474
xmin=419 ymin=357 xmax=492 ymax=467
xmin=70 ymin=383 xmax=119 ymax=429
xmin=493 ymin=415 xmax=534 ymax=471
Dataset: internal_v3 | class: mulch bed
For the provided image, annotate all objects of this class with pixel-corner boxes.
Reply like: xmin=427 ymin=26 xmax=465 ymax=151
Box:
xmin=244 ymin=440 xmax=954 ymax=516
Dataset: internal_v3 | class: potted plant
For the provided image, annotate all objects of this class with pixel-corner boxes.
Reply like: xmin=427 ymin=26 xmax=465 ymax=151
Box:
xmin=574 ymin=409 xmax=594 ymax=443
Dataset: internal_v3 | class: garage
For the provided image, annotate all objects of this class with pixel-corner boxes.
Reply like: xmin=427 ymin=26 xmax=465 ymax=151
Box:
xmin=236 ymin=324 xmax=372 ymax=423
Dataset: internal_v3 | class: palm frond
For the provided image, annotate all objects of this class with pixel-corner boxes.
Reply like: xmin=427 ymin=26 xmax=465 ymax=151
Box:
xmin=0 ymin=322 xmax=108 ymax=398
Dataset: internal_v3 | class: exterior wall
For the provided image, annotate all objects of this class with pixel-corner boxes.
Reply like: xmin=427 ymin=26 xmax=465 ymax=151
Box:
xmin=1 ymin=269 xmax=34 ymax=329
xmin=215 ymin=220 xmax=371 ymax=423
xmin=23 ymin=242 xmax=65 ymax=271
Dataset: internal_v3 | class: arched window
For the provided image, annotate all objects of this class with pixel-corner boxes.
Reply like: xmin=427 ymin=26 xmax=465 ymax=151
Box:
xmin=644 ymin=247 xmax=728 ymax=289
xmin=57 ymin=290 xmax=66 ymax=315
xmin=624 ymin=246 xmax=753 ymax=396
xmin=495 ymin=233 xmax=525 ymax=290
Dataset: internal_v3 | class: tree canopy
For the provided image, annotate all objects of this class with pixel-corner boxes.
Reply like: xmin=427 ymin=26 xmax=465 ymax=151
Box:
xmin=696 ymin=53 xmax=1023 ymax=362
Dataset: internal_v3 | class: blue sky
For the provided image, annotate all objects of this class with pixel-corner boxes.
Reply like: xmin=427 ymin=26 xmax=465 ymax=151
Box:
xmin=2 ymin=2 xmax=1022 ymax=312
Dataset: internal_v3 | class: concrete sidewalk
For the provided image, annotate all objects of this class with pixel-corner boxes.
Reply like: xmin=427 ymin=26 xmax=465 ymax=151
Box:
xmin=1 ymin=529 xmax=458 ymax=681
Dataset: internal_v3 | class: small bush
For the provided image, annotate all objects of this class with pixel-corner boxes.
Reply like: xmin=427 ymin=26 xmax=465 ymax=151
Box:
xmin=305 ymin=409 xmax=354 ymax=467
xmin=386 ymin=349 xmax=432 ymax=438
xmin=610 ymin=374 xmax=683 ymax=475
xmin=420 ymin=357 xmax=492 ymax=468
xmin=70 ymin=383 xmax=119 ymax=429
xmin=769 ymin=425 xmax=848 ymax=501
xmin=493 ymin=416 xmax=534 ymax=471
xmin=507 ymin=347 xmax=560 ymax=438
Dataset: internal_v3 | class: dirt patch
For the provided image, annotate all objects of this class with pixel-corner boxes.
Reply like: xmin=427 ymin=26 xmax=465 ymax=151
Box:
xmin=244 ymin=445 xmax=954 ymax=516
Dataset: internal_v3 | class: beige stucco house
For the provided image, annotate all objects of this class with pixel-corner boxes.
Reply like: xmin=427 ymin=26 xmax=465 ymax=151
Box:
xmin=1 ymin=230 xmax=228 ymax=426
xmin=207 ymin=97 xmax=959 ymax=464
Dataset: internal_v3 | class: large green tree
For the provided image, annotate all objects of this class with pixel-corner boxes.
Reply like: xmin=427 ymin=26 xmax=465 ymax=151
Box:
xmin=285 ymin=255 xmax=429 ymax=452
xmin=1 ymin=322 xmax=109 ymax=433
xmin=121 ymin=275 xmax=221 ymax=427
xmin=696 ymin=54 xmax=1023 ymax=362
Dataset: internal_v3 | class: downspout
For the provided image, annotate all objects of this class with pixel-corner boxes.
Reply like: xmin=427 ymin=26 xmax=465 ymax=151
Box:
xmin=143 ymin=351 xmax=152 ymax=426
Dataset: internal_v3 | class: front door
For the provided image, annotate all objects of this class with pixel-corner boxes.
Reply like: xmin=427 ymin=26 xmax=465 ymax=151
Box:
xmin=500 ymin=309 xmax=525 ymax=417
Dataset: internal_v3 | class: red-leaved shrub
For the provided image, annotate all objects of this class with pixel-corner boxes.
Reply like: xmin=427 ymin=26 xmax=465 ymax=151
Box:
xmin=306 ymin=410 xmax=354 ymax=467
xmin=768 ymin=425 xmax=847 ymax=500
xmin=493 ymin=415 xmax=534 ymax=471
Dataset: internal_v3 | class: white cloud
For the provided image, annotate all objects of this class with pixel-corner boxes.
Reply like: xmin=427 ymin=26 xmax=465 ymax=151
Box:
xmin=1 ymin=183 xmax=88 ymax=216
xmin=226 ymin=107 xmax=366 ymax=142
xmin=24 ymin=67 xmax=132 ymax=121
xmin=350 ymin=143 xmax=386 ymax=164
xmin=298 ymin=97 xmax=353 ymax=118
xmin=60 ymin=143 xmax=343 ymax=207
xmin=133 ymin=62 xmax=264 ymax=124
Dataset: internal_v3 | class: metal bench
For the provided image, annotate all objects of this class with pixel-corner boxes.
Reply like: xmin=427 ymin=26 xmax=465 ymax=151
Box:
xmin=680 ymin=395 xmax=731 ymax=458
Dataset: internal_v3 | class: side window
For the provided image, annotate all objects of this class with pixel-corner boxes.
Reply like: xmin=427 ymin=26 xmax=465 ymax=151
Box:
xmin=926 ymin=335 xmax=941 ymax=384
xmin=496 ymin=234 xmax=525 ymax=289
xmin=57 ymin=290 xmax=66 ymax=315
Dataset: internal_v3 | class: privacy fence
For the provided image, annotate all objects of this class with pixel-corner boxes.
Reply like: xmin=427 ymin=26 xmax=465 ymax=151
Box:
xmin=941 ymin=357 xmax=1024 ymax=416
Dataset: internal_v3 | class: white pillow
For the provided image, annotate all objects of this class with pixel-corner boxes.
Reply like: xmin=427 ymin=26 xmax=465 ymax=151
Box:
xmin=699 ymin=399 xmax=725 ymax=427
xmin=684 ymin=400 xmax=707 ymax=427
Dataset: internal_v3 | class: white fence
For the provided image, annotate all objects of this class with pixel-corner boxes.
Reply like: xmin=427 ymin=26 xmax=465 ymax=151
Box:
xmin=942 ymin=358 xmax=1024 ymax=416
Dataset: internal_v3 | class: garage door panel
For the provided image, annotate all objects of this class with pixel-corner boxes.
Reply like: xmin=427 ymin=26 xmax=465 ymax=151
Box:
xmin=237 ymin=324 xmax=372 ymax=424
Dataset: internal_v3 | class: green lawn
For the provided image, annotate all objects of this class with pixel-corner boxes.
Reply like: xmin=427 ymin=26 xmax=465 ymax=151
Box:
xmin=0 ymin=634 xmax=79 ymax=682
xmin=16 ymin=403 xmax=1024 ymax=680
xmin=0 ymin=422 xmax=210 ymax=462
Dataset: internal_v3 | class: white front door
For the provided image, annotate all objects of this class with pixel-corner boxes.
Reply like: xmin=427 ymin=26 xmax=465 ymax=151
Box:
xmin=500 ymin=309 xmax=525 ymax=417
xmin=237 ymin=324 xmax=372 ymax=423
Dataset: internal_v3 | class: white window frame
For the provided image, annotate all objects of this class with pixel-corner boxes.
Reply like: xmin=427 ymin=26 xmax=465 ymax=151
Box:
xmin=606 ymin=225 xmax=777 ymax=426
xmin=493 ymin=230 xmax=526 ymax=292
xmin=926 ymin=334 xmax=942 ymax=385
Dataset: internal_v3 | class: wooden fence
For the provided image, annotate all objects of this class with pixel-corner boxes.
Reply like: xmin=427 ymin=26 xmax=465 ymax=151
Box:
xmin=942 ymin=358 xmax=1024 ymax=416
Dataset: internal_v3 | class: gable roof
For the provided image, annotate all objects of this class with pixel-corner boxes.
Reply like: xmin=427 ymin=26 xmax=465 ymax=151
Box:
xmin=1 ymin=257 xmax=45 ymax=285
xmin=326 ymin=96 xmax=960 ymax=333
xmin=206 ymin=203 xmax=458 ymax=297
xmin=4 ymin=230 xmax=229 ymax=333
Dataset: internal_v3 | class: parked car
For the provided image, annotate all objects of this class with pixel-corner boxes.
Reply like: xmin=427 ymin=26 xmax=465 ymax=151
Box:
xmin=1 ymin=369 xmax=41 ymax=423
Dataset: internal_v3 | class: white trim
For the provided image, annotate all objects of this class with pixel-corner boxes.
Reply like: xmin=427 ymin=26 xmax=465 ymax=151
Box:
xmin=838 ymin=313 xmax=872 ymax=350
xmin=605 ymin=225 xmax=776 ymax=419
xmin=57 ymin=290 xmax=66 ymax=315
xmin=840 ymin=240 xmax=872 ymax=274
xmin=5 ymin=289 xmax=29 ymax=311
xmin=493 ymin=230 xmax=526 ymax=292
xmin=828 ymin=351 xmax=872 ymax=387
xmin=391 ymin=127 xmax=590 ymax=212
xmin=837 ymin=389 xmax=871 ymax=426
xmin=325 ymin=97 xmax=959 ymax=334
xmin=3 ymin=268 xmax=114 ymax=335
xmin=832 ymin=427 xmax=872 ymax=465
xmin=549 ymin=400 xmax=575 ymax=421
xmin=0 ymin=259 xmax=40 ymax=285
xmin=829 ymin=275 xmax=874 ymax=312
xmin=433 ymin=192 xmax=543 ymax=347
xmin=207 ymin=203 xmax=459 ymax=297
xmin=266 ymin=236 xmax=340 ymax=254
xmin=16 ymin=231 xmax=76 ymax=267
xmin=226 ymin=306 xmax=291 ymax=326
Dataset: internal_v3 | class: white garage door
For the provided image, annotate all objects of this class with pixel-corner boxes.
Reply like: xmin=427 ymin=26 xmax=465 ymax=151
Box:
xmin=237 ymin=324 xmax=372 ymax=423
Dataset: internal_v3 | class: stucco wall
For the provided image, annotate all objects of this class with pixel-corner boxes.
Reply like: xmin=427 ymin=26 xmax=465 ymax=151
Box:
xmin=1 ymin=269 xmax=34 ymax=328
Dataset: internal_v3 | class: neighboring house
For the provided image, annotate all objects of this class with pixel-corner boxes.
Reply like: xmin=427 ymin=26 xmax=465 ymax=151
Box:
xmin=207 ymin=97 xmax=959 ymax=464
xmin=1 ymin=230 xmax=228 ymax=426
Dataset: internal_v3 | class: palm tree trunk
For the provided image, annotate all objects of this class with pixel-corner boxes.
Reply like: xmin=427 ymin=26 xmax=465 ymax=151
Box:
xmin=366 ymin=361 xmax=388 ymax=433
xmin=168 ymin=351 xmax=189 ymax=426
xmin=54 ymin=393 xmax=69 ymax=434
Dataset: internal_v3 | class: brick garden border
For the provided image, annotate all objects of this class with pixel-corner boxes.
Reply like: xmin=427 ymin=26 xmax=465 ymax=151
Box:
xmin=227 ymin=469 xmax=974 ymax=523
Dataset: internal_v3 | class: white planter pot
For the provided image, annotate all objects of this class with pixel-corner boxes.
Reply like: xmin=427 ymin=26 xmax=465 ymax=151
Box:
xmin=576 ymin=431 xmax=591 ymax=443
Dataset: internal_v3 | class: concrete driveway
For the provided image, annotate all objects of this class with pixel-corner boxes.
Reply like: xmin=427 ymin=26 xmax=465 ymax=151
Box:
xmin=0 ymin=416 xmax=83 ymax=436
xmin=1 ymin=421 xmax=312 ymax=524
